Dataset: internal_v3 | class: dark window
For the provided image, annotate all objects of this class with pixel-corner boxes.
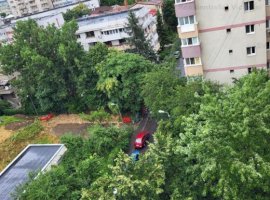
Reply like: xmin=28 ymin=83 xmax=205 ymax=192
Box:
xmin=244 ymin=1 xmax=254 ymax=11
xmin=267 ymin=42 xmax=270 ymax=49
xmin=86 ymin=31 xmax=95 ymax=38
xmin=224 ymin=6 xmax=229 ymax=11
xmin=227 ymin=28 xmax=231 ymax=33
xmin=248 ymin=67 xmax=252 ymax=74
xmin=245 ymin=24 xmax=254 ymax=33
xmin=229 ymin=50 xmax=233 ymax=54
xmin=230 ymin=69 xmax=234 ymax=73
xmin=76 ymin=35 xmax=80 ymax=39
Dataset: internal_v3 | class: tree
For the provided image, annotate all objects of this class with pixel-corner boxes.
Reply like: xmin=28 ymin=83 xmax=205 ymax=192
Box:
xmin=63 ymin=3 xmax=90 ymax=22
xmin=172 ymin=70 xmax=270 ymax=199
xmin=0 ymin=19 xmax=98 ymax=113
xmin=81 ymin=151 xmax=165 ymax=200
xmin=0 ymin=13 xmax=6 ymax=18
xmin=0 ymin=99 xmax=10 ymax=115
xmin=126 ymin=11 xmax=157 ymax=62
xmin=162 ymin=0 xmax=177 ymax=32
xmin=96 ymin=50 xmax=155 ymax=113
xmin=141 ymin=66 xmax=183 ymax=117
xmin=156 ymin=11 xmax=169 ymax=49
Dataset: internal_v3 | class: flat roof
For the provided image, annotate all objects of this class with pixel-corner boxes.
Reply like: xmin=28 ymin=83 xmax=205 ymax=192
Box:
xmin=0 ymin=144 xmax=65 ymax=200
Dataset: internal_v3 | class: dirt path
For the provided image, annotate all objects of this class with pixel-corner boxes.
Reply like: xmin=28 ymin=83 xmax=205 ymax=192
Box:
xmin=0 ymin=127 xmax=13 ymax=143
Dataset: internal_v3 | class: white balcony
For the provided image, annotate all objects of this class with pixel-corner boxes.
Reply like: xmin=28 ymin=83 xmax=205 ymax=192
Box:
xmin=179 ymin=24 xmax=195 ymax=33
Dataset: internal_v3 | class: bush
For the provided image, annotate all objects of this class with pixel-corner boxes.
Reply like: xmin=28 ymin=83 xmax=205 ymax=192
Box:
xmin=0 ymin=99 xmax=11 ymax=115
xmin=0 ymin=116 xmax=23 ymax=127
xmin=3 ymin=108 xmax=25 ymax=116
xmin=80 ymin=108 xmax=110 ymax=123
xmin=11 ymin=121 xmax=43 ymax=141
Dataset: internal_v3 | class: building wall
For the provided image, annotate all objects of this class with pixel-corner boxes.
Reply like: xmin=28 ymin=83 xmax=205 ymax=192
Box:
xmin=0 ymin=1 xmax=12 ymax=15
xmin=76 ymin=7 xmax=160 ymax=51
xmin=175 ymin=0 xmax=268 ymax=85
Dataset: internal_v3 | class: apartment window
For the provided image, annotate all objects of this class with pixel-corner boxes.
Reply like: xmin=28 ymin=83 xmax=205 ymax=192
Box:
xmin=229 ymin=49 xmax=233 ymax=54
xmin=181 ymin=37 xmax=199 ymax=46
xmin=266 ymin=0 xmax=270 ymax=5
xmin=175 ymin=0 xmax=192 ymax=4
xmin=224 ymin=6 xmax=229 ymax=11
xmin=267 ymin=42 xmax=270 ymax=50
xmin=178 ymin=15 xmax=195 ymax=26
xmin=76 ymin=34 xmax=81 ymax=39
xmin=267 ymin=62 xmax=270 ymax=69
xmin=226 ymin=28 xmax=231 ymax=33
xmin=245 ymin=24 xmax=254 ymax=33
xmin=185 ymin=57 xmax=201 ymax=66
xmin=230 ymin=69 xmax=234 ymax=73
xmin=246 ymin=46 xmax=256 ymax=55
xmin=248 ymin=67 xmax=252 ymax=74
xmin=86 ymin=31 xmax=95 ymax=38
xmin=244 ymin=1 xmax=254 ymax=11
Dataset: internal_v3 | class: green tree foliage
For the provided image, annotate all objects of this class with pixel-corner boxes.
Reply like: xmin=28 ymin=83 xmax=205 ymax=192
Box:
xmin=63 ymin=3 xmax=90 ymax=22
xmin=0 ymin=20 xmax=101 ymax=113
xmin=96 ymin=50 xmax=155 ymax=113
xmin=0 ymin=99 xmax=10 ymax=115
xmin=81 ymin=151 xmax=165 ymax=200
xmin=15 ymin=125 xmax=132 ymax=199
xmin=156 ymin=11 xmax=169 ymax=49
xmin=162 ymin=0 xmax=177 ymax=32
xmin=126 ymin=11 xmax=157 ymax=61
xmin=171 ymin=70 xmax=270 ymax=199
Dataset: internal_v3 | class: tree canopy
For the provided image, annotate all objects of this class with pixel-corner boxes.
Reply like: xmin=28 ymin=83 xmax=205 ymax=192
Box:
xmin=63 ymin=3 xmax=91 ymax=22
xmin=126 ymin=11 xmax=157 ymax=62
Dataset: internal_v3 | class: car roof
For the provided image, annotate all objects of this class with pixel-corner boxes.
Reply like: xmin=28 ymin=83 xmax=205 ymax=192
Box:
xmin=136 ymin=131 xmax=149 ymax=138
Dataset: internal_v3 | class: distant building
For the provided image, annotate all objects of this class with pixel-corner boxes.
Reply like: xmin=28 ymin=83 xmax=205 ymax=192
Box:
xmin=175 ymin=0 xmax=269 ymax=84
xmin=76 ymin=6 xmax=160 ymax=51
xmin=6 ymin=0 xmax=99 ymax=18
xmin=0 ymin=1 xmax=12 ymax=16
xmin=132 ymin=0 xmax=163 ymax=15
xmin=0 ymin=73 xmax=20 ymax=108
xmin=0 ymin=0 xmax=99 ymax=45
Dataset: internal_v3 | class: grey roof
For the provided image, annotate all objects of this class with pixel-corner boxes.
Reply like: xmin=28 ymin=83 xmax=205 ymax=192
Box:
xmin=0 ymin=144 xmax=64 ymax=200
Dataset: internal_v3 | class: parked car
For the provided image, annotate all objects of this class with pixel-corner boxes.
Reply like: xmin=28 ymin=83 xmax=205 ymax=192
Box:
xmin=134 ymin=131 xmax=150 ymax=149
xmin=39 ymin=113 xmax=54 ymax=121
xmin=131 ymin=149 xmax=140 ymax=161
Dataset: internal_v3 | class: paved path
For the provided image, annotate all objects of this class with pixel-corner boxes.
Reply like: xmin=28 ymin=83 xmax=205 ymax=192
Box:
xmin=128 ymin=115 xmax=157 ymax=154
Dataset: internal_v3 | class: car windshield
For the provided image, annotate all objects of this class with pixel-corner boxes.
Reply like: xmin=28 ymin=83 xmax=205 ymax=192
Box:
xmin=135 ymin=138 xmax=142 ymax=143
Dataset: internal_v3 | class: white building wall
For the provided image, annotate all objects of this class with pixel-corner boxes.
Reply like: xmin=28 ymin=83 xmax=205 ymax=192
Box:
xmin=76 ymin=7 xmax=160 ymax=51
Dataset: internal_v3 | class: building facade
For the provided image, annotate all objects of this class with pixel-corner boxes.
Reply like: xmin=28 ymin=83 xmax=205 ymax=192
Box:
xmin=0 ymin=1 xmax=12 ymax=16
xmin=175 ymin=0 xmax=268 ymax=84
xmin=0 ymin=0 xmax=99 ymax=45
xmin=76 ymin=6 xmax=160 ymax=51
xmin=7 ymin=0 xmax=54 ymax=17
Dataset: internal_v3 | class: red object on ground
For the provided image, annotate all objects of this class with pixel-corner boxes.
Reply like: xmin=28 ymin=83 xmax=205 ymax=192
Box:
xmin=39 ymin=113 xmax=54 ymax=121
xmin=122 ymin=116 xmax=132 ymax=124
xmin=134 ymin=131 xmax=151 ymax=149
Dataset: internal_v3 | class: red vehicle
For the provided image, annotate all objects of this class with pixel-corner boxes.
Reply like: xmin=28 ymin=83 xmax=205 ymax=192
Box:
xmin=39 ymin=113 xmax=54 ymax=121
xmin=134 ymin=131 xmax=150 ymax=149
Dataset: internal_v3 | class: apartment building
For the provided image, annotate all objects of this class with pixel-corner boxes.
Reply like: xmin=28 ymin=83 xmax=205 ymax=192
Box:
xmin=175 ymin=0 xmax=268 ymax=84
xmin=0 ymin=0 xmax=99 ymax=45
xmin=76 ymin=6 xmax=160 ymax=51
xmin=0 ymin=1 xmax=12 ymax=15
xmin=7 ymin=0 xmax=54 ymax=17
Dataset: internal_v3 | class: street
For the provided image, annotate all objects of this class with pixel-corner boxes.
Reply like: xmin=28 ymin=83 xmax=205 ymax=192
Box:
xmin=128 ymin=115 xmax=157 ymax=155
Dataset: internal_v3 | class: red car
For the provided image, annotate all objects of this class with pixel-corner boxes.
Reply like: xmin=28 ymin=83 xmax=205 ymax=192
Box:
xmin=39 ymin=113 xmax=54 ymax=121
xmin=134 ymin=131 xmax=150 ymax=149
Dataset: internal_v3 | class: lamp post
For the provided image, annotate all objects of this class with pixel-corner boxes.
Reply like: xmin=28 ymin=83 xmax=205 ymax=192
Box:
xmin=158 ymin=110 xmax=170 ymax=118
xmin=109 ymin=102 xmax=122 ymax=121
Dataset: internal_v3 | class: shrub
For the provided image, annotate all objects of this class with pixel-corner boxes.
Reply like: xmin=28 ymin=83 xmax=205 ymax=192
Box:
xmin=0 ymin=116 xmax=23 ymax=127
xmin=80 ymin=108 xmax=110 ymax=123
xmin=11 ymin=121 xmax=43 ymax=141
